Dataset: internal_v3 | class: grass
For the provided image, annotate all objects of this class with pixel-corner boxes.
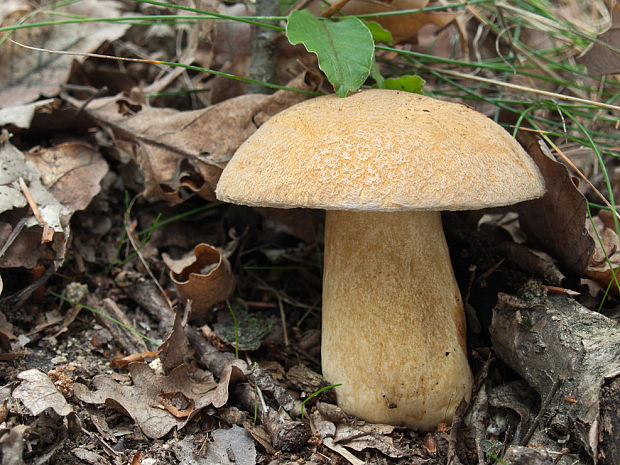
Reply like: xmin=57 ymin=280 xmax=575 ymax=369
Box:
xmin=3 ymin=1 xmax=618 ymax=461
xmin=300 ymin=383 xmax=341 ymax=418
xmin=2 ymin=1 xmax=615 ymax=300
xmin=50 ymin=290 xmax=160 ymax=346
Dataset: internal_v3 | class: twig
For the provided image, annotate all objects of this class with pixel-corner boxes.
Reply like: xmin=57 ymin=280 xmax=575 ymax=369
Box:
xmin=447 ymin=400 xmax=468 ymax=465
xmin=520 ymin=376 xmax=562 ymax=446
xmin=0 ymin=217 xmax=26 ymax=258
xmin=277 ymin=296 xmax=289 ymax=346
xmin=321 ymin=0 xmax=352 ymax=17
xmin=234 ymin=382 xmax=311 ymax=451
xmin=186 ymin=327 xmax=310 ymax=450
xmin=123 ymin=195 xmax=174 ymax=312
xmin=18 ymin=177 xmax=53 ymax=243
xmin=252 ymin=364 xmax=302 ymax=416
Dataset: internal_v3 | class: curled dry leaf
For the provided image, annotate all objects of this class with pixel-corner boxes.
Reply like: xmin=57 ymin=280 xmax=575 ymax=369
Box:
xmin=64 ymin=73 xmax=319 ymax=204
xmin=584 ymin=213 xmax=620 ymax=292
xmin=74 ymin=361 xmax=246 ymax=439
xmin=516 ymin=132 xmax=594 ymax=275
xmin=157 ymin=305 xmax=190 ymax=374
xmin=164 ymin=243 xmax=235 ymax=320
xmin=0 ymin=0 xmax=130 ymax=108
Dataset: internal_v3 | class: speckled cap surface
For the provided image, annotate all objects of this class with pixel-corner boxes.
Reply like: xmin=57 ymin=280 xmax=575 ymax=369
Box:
xmin=216 ymin=89 xmax=545 ymax=211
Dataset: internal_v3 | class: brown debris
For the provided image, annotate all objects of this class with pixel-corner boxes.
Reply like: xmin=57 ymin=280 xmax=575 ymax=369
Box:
xmin=516 ymin=132 xmax=594 ymax=275
xmin=64 ymin=73 xmax=319 ymax=204
xmin=164 ymin=243 xmax=235 ymax=320
xmin=490 ymin=282 xmax=620 ymax=460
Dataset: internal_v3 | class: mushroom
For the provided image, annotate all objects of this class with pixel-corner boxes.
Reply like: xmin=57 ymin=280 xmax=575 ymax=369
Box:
xmin=216 ymin=89 xmax=545 ymax=429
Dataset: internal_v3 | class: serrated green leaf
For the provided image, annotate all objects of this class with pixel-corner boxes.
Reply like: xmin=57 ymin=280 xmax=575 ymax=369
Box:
xmin=286 ymin=9 xmax=374 ymax=97
xmin=381 ymin=75 xmax=426 ymax=94
xmin=363 ymin=20 xmax=393 ymax=43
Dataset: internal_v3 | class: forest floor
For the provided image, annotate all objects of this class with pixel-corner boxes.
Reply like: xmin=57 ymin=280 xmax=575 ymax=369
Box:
xmin=0 ymin=1 xmax=619 ymax=465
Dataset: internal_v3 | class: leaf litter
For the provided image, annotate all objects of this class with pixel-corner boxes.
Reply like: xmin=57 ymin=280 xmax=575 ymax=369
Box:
xmin=0 ymin=1 xmax=618 ymax=465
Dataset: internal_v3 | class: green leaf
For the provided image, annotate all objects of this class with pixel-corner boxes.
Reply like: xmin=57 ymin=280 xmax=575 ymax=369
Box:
xmin=286 ymin=9 xmax=374 ymax=97
xmin=381 ymin=75 xmax=426 ymax=94
xmin=363 ymin=20 xmax=393 ymax=43
xmin=370 ymin=59 xmax=385 ymax=88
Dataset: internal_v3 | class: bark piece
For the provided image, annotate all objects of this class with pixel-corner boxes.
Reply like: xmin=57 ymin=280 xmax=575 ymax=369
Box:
xmin=86 ymin=296 xmax=149 ymax=354
xmin=502 ymin=446 xmax=554 ymax=465
xmin=489 ymin=282 xmax=620 ymax=462
xmin=233 ymin=383 xmax=310 ymax=452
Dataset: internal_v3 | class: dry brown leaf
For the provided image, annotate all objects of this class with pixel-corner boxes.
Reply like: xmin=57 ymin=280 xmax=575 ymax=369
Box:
xmin=334 ymin=423 xmax=408 ymax=458
xmin=516 ymin=132 xmax=594 ymax=275
xmin=12 ymin=369 xmax=73 ymax=417
xmin=584 ymin=214 xmax=620 ymax=292
xmin=0 ymin=140 xmax=106 ymax=269
xmin=26 ymin=142 xmax=108 ymax=212
xmin=577 ymin=4 xmax=620 ymax=76
xmin=340 ymin=0 xmax=462 ymax=43
xmin=158 ymin=306 xmax=190 ymax=373
xmin=0 ymin=143 xmax=68 ymax=268
xmin=0 ymin=0 xmax=130 ymax=108
xmin=74 ymin=361 xmax=246 ymax=438
xmin=164 ymin=243 xmax=235 ymax=320
xmin=65 ymin=73 xmax=318 ymax=204
xmin=0 ymin=99 xmax=59 ymax=129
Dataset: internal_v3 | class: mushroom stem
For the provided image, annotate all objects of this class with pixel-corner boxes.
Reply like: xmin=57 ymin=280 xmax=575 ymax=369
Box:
xmin=321 ymin=210 xmax=473 ymax=430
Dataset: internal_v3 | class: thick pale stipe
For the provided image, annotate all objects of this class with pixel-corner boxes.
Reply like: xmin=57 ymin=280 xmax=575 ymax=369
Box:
xmin=322 ymin=210 xmax=473 ymax=429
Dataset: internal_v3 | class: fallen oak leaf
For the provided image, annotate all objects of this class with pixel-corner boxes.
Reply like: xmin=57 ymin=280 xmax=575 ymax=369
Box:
xmin=158 ymin=391 xmax=195 ymax=418
xmin=63 ymin=73 xmax=318 ymax=204
xmin=12 ymin=369 xmax=73 ymax=417
xmin=74 ymin=361 xmax=247 ymax=438
xmin=516 ymin=131 xmax=594 ymax=275
xmin=0 ymin=0 xmax=130 ymax=107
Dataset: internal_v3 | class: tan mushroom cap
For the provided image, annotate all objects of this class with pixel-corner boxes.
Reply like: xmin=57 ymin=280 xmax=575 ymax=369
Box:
xmin=216 ymin=89 xmax=545 ymax=211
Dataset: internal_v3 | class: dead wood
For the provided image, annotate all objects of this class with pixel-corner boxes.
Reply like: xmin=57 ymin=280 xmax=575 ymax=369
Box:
xmin=233 ymin=382 xmax=311 ymax=452
xmin=252 ymin=364 xmax=303 ymax=417
xmin=86 ymin=295 xmax=149 ymax=354
xmin=489 ymin=281 xmax=620 ymax=464
xmin=502 ymin=446 xmax=554 ymax=465
xmin=447 ymin=400 xmax=467 ymax=465
xmin=186 ymin=326 xmax=311 ymax=451
xmin=126 ymin=280 xmax=174 ymax=330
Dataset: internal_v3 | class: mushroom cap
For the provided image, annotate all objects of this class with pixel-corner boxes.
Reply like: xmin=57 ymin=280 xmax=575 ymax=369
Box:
xmin=216 ymin=89 xmax=545 ymax=211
